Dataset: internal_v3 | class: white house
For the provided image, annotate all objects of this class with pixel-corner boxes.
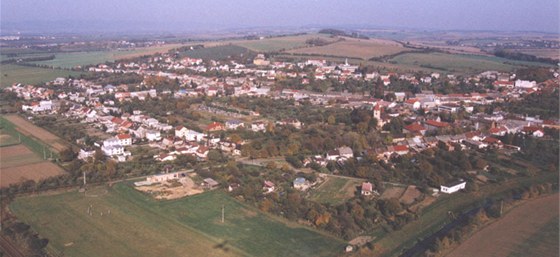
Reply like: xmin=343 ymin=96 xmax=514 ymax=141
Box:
xmin=101 ymin=145 xmax=124 ymax=156
xmin=514 ymin=80 xmax=537 ymax=89
xmin=251 ymin=122 xmax=267 ymax=132
xmin=116 ymin=134 xmax=132 ymax=146
xmin=440 ymin=180 xmax=467 ymax=194
xmin=146 ymin=130 xmax=161 ymax=141
xmin=185 ymin=129 xmax=206 ymax=142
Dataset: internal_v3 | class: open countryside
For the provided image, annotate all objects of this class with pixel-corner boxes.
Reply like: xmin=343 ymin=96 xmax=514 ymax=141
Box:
xmin=11 ymin=183 xmax=344 ymax=257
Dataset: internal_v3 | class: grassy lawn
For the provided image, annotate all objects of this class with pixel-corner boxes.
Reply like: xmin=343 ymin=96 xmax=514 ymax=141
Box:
xmin=371 ymin=172 xmax=559 ymax=257
xmin=11 ymin=183 xmax=345 ymax=257
xmin=0 ymin=64 xmax=84 ymax=87
xmin=388 ymin=52 xmax=552 ymax=73
xmin=309 ymin=176 xmax=362 ymax=205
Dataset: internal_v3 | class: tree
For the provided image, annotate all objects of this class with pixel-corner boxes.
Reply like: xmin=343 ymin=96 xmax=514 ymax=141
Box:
xmin=59 ymin=147 xmax=76 ymax=162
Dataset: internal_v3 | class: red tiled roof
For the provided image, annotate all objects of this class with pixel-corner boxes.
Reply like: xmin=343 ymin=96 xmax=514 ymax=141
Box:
xmin=425 ymin=119 xmax=450 ymax=128
xmin=117 ymin=134 xmax=131 ymax=140
xmin=404 ymin=123 xmax=426 ymax=132
xmin=393 ymin=145 xmax=409 ymax=152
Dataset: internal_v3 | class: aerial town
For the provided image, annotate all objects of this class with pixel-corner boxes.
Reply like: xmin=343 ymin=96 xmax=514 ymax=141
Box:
xmin=0 ymin=1 xmax=558 ymax=257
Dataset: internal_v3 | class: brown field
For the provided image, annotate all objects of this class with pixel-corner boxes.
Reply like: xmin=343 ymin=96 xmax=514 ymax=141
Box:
xmin=399 ymin=185 xmax=422 ymax=205
xmin=380 ymin=186 xmax=406 ymax=199
xmin=0 ymin=144 xmax=43 ymax=168
xmin=0 ymin=144 xmax=64 ymax=187
xmin=446 ymin=193 xmax=559 ymax=257
xmin=287 ymin=37 xmax=406 ymax=59
xmin=3 ymin=115 xmax=68 ymax=152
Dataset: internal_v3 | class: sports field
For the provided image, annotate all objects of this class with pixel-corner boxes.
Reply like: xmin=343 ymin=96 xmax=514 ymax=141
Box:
xmin=10 ymin=183 xmax=345 ymax=257
xmin=287 ymin=37 xmax=406 ymax=59
xmin=309 ymin=176 xmax=362 ymax=205
xmin=0 ymin=64 xmax=83 ymax=87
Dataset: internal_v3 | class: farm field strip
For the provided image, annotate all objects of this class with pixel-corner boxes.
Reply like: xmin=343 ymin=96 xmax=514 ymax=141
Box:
xmin=1 ymin=115 xmax=68 ymax=154
xmin=11 ymin=183 xmax=345 ymax=257
xmin=446 ymin=193 xmax=559 ymax=257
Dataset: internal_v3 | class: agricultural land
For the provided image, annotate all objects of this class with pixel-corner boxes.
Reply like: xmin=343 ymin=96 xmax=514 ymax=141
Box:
xmin=446 ymin=193 xmax=559 ymax=257
xmin=10 ymin=183 xmax=345 ymax=257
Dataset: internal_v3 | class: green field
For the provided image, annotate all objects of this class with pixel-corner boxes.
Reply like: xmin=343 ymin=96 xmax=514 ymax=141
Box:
xmin=11 ymin=183 xmax=345 ymax=257
xmin=0 ymin=64 xmax=84 ymax=87
xmin=182 ymin=45 xmax=256 ymax=60
xmin=233 ymin=34 xmax=339 ymax=52
xmin=309 ymin=176 xmax=362 ymax=205
xmin=389 ymin=52 xmax=552 ymax=73
xmin=2 ymin=44 xmax=184 ymax=70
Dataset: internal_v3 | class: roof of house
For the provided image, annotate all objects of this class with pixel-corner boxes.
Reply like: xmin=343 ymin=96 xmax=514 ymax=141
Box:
xmin=393 ymin=145 xmax=409 ymax=152
xmin=362 ymin=182 xmax=373 ymax=192
xmin=404 ymin=123 xmax=426 ymax=132
xmin=425 ymin=119 xmax=450 ymax=128
xmin=116 ymin=134 xmax=131 ymax=140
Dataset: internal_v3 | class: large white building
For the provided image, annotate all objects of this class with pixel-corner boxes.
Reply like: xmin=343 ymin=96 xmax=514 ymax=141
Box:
xmin=440 ymin=180 xmax=467 ymax=194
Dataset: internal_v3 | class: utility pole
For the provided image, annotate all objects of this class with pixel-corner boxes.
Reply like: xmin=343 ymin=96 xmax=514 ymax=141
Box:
xmin=500 ymin=200 xmax=503 ymax=216
xmin=43 ymin=146 xmax=46 ymax=159
xmin=221 ymin=205 xmax=225 ymax=223
xmin=83 ymin=171 xmax=87 ymax=186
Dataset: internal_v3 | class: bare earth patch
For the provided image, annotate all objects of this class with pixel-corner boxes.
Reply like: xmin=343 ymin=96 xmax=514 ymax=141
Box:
xmin=380 ymin=186 xmax=406 ymax=200
xmin=447 ymin=193 xmax=559 ymax=257
xmin=135 ymin=176 xmax=203 ymax=200
xmin=1 ymin=161 xmax=65 ymax=187
xmin=399 ymin=185 xmax=422 ymax=205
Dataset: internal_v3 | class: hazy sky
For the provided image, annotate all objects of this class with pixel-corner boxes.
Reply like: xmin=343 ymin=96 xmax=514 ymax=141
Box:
xmin=2 ymin=0 xmax=559 ymax=33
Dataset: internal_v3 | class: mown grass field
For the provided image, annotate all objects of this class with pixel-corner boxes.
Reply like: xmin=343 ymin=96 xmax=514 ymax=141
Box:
xmin=287 ymin=37 xmax=406 ymax=59
xmin=11 ymin=183 xmax=345 ymax=257
xmin=0 ymin=64 xmax=84 ymax=87
xmin=388 ymin=52 xmax=552 ymax=73
xmin=309 ymin=176 xmax=362 ymax=205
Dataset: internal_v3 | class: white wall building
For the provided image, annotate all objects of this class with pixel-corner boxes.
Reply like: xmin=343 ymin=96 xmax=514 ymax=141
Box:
xmin=440 ymin=180 xmax=467 ymax=194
